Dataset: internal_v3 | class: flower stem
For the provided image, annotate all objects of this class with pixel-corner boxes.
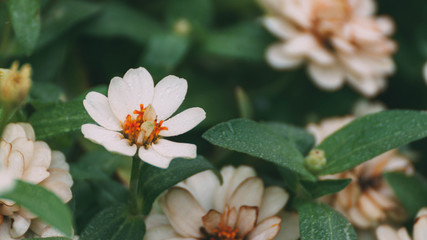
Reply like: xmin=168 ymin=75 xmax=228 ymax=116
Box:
xmin=129 ymin=155 xmax=141 ymax=215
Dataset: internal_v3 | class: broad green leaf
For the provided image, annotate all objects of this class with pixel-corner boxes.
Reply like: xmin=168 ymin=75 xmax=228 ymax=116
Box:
xmin=203 ymin=21 xmax=271 ymax=61
xmin=317 ymin=110 xmax=427 ymax=175
xmin=260 ymin=122 xmax=315 ymax=155
xmin=82 ymin=2 xmax=164 ymax=45
xmin=81 ymin=204 xmax=145 ymax=240
xmin=71 ymin=151 xmax=127 ymax=180
xmin=297 ymin=202 xmax=357 ymax=240
xmin=165 ymin=0 xmax=213 ymax=27
xmin=140 ymin=32 xmax=189 ymax=74
xmin=29 ymin=100 xmax=93 ymax=139
xmin=138 ymin=156 xmax=220 ymax=214
xmin=384 ymin=172 xmax=427 ymax=217
xmin=7 ymin=0 xmax=40 ymax=53
xmin=1 ymin=181 xmax=73 ymax=237
xmin=37 ymin=0 xmax=101 ymax=48
xmin=203 ymin=119 xmax=315 ymax=180
xmin=301 ymin=179 xmax=351 ymax=199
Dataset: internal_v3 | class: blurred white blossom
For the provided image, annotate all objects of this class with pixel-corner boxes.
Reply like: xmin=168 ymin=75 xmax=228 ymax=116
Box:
xmin=376 ymin=207 xmax=427 ymax=240
xmin=260 ymin=0 xmax=396 ymax=97
xmin=82 ymin=67 xmax=206 ymax=169
xmin=144 ymin=166 xmax=289 ymax=240
xmin=0 ymin=123 xmax=74 ymax=239
xmin=307 ymin=117 xmax=413 ymax=230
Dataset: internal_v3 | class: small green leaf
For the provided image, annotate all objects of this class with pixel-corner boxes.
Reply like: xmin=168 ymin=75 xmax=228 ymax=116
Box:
xmin=81 ymin=204 xmax=145 ymax=240
xmin=301 ymin=179 xmax=351 ymax=199
xmin=317 ymin=110 xmax=427 ymax=175
xmin=1 ymin=181 xmax=73 ymax=237
xmin=7 ymin=0 xmax=41 ymax=53
xmin=260 ymin=121 xmax=315 ymax=155
xmin=138 ymin=156 xmax=220 ymax=214
xmin=29 ymin=100 xmax=93 ymax=139
xmin=203 ymin=119 xmax=315 ymax=180
xmin=297 ymin=202 xmax=357 ymax=240
xmin=384 ymin=172 xmax=427 ymax=217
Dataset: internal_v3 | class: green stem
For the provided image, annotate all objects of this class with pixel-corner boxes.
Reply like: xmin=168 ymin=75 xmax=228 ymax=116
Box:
xmin=129 ymin=155 xmax=141 ymax=214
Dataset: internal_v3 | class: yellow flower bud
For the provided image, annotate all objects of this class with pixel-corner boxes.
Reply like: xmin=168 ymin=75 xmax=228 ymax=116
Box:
xmin=0 ymin=61 xmax=32 ymax=108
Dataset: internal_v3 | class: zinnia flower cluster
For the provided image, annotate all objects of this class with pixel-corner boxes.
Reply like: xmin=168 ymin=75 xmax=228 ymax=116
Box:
xmin=82 ymin=67 xmax=206 ymax=169
xmin=260 ymin=0 xmax=396 ymax=97
xmin=0 ymin=123 xmax=74 ymax=239
xmin=307 ymin=117 xmax=414 ymax=229
xmin=144 ymin=165 xmax=289 ymax=240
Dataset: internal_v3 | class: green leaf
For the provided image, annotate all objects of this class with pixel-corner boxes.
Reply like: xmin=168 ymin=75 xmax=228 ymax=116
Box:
xmin=301 ymin=179 xmax=351 ymax=199
xmin=81 ymin=204 xmax=145 ymax=240
xmin=7 ymin=0 xmax=41 ymax=53
xmin=82 ymin=2 xmax=164 ymax=45
xmin=138 ymin=156 xmax=220 ymax=214
xmin=260 ymin=122 xmax=315 ymax=155
xmin=317 ymin=110 xmax=427 ymax=175
xmin=165 ymin=0 xmax=213 ymax=27
xmin=140 ymin=32 xmax=189 ymax=74
xmin=203 ymin=119 xmax=315 ymax=180
xmin=71 ymin=151 xmax=127 ymax=180
xmin=384 ymin=172 xmax=427 ymax=217
xmin=1 ymin=180 xmax=73 ymax=237
xmin=24 ymin=237 xmax=71 ymax=240
xmin=297 ymin=202 xmax=357 ymax=240
xmin=203 ymin=21 xmax=271 ymax=61
xmin=29 ymin=100 xmax=93 ymax=139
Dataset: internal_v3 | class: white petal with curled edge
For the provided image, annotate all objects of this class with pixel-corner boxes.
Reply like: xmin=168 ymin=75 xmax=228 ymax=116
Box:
xmin=50 ymin=151 xmax=69 ymax=171
xmin=11 ymin=138 xmax=34 ymax=167
xmin=108 ymin=77 xmax=136 ymax=122
xmin=83 ymin=91 xmax=121 ymax=131
xmin=213 ymin=166 xmax=235 ymax=212
xmin=0 ymin=170 xmax=15 ymax=194
xmin=16 ymin=123 xmax=35 ymax=140
xmin=123 ymin=67 xmax=155 ymax=108
xmin=308 ymin=63 xmax=344 ymax=90
xmin=0 ymin=219 xmax=14 ymax=240
xmin=152 ymin=76 xmax=188 ymax=121
xmin=375 ymin=225 xmax=399 ymax=240
xmin=202 ymin=209 xmax=222 ymax=234
xmin=144 ymin=225 xmax=179 ymax=240
xmin=397 ymin=228 xmax=411 ymax=240
xmin=236 ymin=206 xmax=258 ymax=237
xmin=22 ymin=166 xmax=49 ymax=184
xmin=283 ymin=34 xmax=317 ymax=57
xmin=152 ymin=139 xmax=196 ymax=159
xmin=163 ymin=187 xmax=205 ymax=238
xmin=258 ymin=186 xmax=289 ymax=222
xmin=2 ymin=123 xmax=28 ymax=143
xmin=138 ymin=147 xmax=173 ymax=169
xmin=81 ymin=124 xmax=137 ymax=156
xmin=28 ymin=141 xmax=51 ymax=169
xmin=247 ymin=216 xmax=281 ymax=240
xmin=6 ymin=151 xmax=24 ymax=179
xmin=266 ymin=43 xmax=303 ymax=69
xmin=10 ymin=213 xmax=31 ymax=238
xmin=225 ymin=166 xmax=257 ymax=203
xmin=160 ymin=107 xmax=206 ymax=137
xmin=414 ymin=213 xmax=427 ymax=240
xmin=229 ymin=177 xmax=264 ymax=210
xmin=263 ymin=17 xmax=299 ymax=40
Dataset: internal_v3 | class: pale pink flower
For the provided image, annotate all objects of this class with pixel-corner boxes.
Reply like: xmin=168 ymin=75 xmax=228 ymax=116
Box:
xmin=260 ymin=0 xmax=396 ymax=97
xmin=144 ymin=166 xmax=289 ymax=240
xmin=376 ymin=208 xmax=427 ymax=240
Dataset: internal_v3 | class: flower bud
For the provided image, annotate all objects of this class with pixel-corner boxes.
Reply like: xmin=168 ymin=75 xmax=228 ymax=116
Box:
xmin=305 ymin=149 xmax=327 ymax=172
xmin=0 ymin=61 xmax=32 ymax=108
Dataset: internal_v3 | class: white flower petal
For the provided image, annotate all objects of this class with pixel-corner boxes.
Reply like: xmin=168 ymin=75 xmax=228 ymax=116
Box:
xmin=28 ymin=141 xmax=51 ymax=169
xmin=258 ymin=186 xmax=289 ymax=222
xmin=6 ymin=151 xmax=24 ymax=179
xmin=138 ymin=147 xmax=173 ymax=169
xmin=229 ymin=177 xmax=264 ymax=210
xmin=162 ymin=187 xmax=205 ymax=238
xmin=0 ymin=170 xmax=15 ymax=194
xmin=236 ymin=206 xmax=258 ymax=237
xmin=308 ymin=63 xmax=345 ymax=90
xmin=414 ymin=212 xmax=427 ymax=240
xmin=22 ymin=167 xmax=50 ymax=184
xmin=263 ymin=17 xmax=299 ymax=40
xmin=276 ymin=211 xmax=300 ymax=240
xmin=375 ymin=225 xmax=400 ymax=240
xmin=2 ymin=124 xmax=27 ymax=143
xmin=352 ymin=0 xmax=376 ymax=17
xmin=152 ymin=139 xmax=196 ymax=159
xmin=83 ymin=91 xmax=121 ymax=131
xmin=50 ymin=151 xmax=69 ymax=171
xmin=397 ymin=228 xmax=411 ymax=240
xmin=11 ymin=138 xmax=34 ymax=167
xmin=81 ymin=124 xmax=137 ymax=156
xmin=144 ymin=225 xmax=179 ymax=240
xmin=123 ymin=67 xmax=155 ymax=108
xmin=152 ymin=76 xmax=188 ymax=120
xmin=283 ymin=34 xmax=317 ymax=57
xmin=10 ymin=213 xmax=31 ymax=238
xmin=247 ymin=216 xmax=281 ymax=240
xmin=108 ymin=77 xmax=136 ymax=122
xmin=202 ymin=209 xmax=222 ymax=234
xmin=266 ymin=43 xmax=303 ymax=69
xmin=160 ymin=107 xmax=206 ymax=137
xmin=213 ymin=166 xmax=236 ymax=212
xmin=223 ymin=166 xmax=257 ymax=207
xmin=16 ymin=123 xmax=35 ymax=140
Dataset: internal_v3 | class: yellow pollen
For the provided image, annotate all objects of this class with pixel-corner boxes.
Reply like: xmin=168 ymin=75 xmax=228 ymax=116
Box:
xmin=121 ymin=104 xmax=168 ymax=147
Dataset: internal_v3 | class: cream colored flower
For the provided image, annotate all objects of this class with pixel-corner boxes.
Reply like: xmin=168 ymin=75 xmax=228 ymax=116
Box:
xmin=307 ymin=117 xmax=414 ymax=229
xmin=260 ymin=0 xmax=396 ymax=97
xmin=375 ymin=207 xmax=427 ymax=240
xmin=144 ymin=166 xmax=289 ymax=240
xmin=81 ymin=67 xmax=206 ymax=169
xmin=0 ymin=61 xmax=32 ymax=107
xmin=0 ymin=123 xmax=73 ymax=239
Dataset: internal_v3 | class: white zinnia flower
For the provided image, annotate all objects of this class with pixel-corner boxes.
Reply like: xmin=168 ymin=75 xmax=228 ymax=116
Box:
xmin=307 ymin=117 xmax=414 ymax=230
xmin=144 ymin=166 xmax=289 ymax=240
xmin=260 ymin=0 xmax=396 ymax=97
xmin=0 ymin=123 xmax=74 ymax=239
xmin=376 ymin=207 xmax=427 ymax=240
xmin=81 ymin=67 xmax=206 ymax=169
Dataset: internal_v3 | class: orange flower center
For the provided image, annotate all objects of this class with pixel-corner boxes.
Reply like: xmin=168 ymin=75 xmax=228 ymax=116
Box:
xmin=121 ymin=104 xmax=168 ymax=147
xmin=210 ymin=224 xmax=240 ymax=240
